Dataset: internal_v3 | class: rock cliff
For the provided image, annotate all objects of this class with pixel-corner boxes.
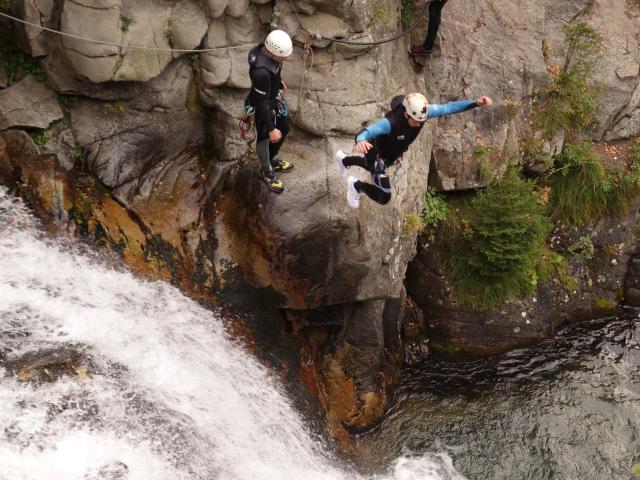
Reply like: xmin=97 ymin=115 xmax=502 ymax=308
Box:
xmin=1 ymin=0 xmax=639 ymax=445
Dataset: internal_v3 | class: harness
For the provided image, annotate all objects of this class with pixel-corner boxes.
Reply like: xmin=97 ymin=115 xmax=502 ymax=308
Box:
xmin=240 ymin=103 xmax=256 ymax=144
xmin=371 ymin=155 xmax=393 ymax=194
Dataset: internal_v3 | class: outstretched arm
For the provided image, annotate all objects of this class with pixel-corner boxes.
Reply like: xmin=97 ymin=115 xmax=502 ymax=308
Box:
xmin=355 ymin=118 xmax=391 ymax=153
xmin=427 ymin=96 xmax=493 ymax=119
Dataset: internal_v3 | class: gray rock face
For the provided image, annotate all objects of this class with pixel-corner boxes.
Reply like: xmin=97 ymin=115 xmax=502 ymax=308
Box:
xmin=421 ymin=0 xmax=640 ymax=190
xmin=13 ymin=0 xmax=208 ymax=84
xmin=0 ymin=76 xmax=64 ymax=130
xmin=69 ymin=58 xmax=203 ymax=193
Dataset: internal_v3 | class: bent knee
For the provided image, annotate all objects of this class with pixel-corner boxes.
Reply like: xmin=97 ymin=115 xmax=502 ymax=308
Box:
xmin=380 ymin=193 xmax=392 ymax=205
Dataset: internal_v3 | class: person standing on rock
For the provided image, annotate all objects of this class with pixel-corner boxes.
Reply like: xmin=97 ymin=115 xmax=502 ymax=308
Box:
xmin=247 ymin=29 xmax=294 ymax=194
xmin=408 ymin=0 xmax=448 ymax=56
xmin=336 ymin=93 xmax=493 ymax=208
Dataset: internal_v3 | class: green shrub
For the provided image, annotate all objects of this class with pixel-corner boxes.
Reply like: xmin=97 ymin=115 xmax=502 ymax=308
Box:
xmin=421 ymin=187 xmax=448 ymax=236
xmin=371 ymin=0 xmax=385 ymax=26
xmin=592 ymin=297 xmax=615 ymax=311
xmin=567 ymin=235 xmax=595 ymax=259
xmin=164 ymin=30 xmax=176 ymax=48
xmin=534 ymin=68 xmax=599 ymax=139
xmin=449 ymin=169 xmax=550 ymax=309
xmin=477 ymin=160 xmax=495 ymax=183
xmin=120 ymin=15 xmax=135 ymax=33
xmin=505 ymin=100 xmax=520 ymax=120
xmin=473 ymin=144 xmax=489 ymax=157
xmin=400 ymin=0 xmax=415 ymax=28
xmin=534 ymin=21 xmax=604 ymax=140
xmin=29 ymin=129 xmax=47 ymax=145
xmin=0 ymin=38 xmax=44 ymax=84
xmin=548 ymin=142 xmax=608 ymax=224
xmin=547 ymin=142 xmax=639 ymax=225
xmin=403 ymin=212 xmax=424 ymax=235
xmin=630 ymin=140 xmax=640 ymax=185
xmin=562 ymin=21 xmax=604 ymax=73
xmin=536 ymin=248 xmax=576 ymax=293
xmin=0 ymin=0 xmax=11 ymax=13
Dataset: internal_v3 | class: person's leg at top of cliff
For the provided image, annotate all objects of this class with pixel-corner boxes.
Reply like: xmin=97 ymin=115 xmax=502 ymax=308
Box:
xmin=247 ymin=29 xmax=294 ymax=194
xmin=409 ymin=0 xmax=449 ymax=56
xmin=335 ymin=93 xmax=493 ymax=208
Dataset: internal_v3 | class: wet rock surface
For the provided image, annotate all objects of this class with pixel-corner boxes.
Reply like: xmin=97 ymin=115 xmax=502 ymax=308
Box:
xmin=4 ymin=348 xmax=92 ymax=384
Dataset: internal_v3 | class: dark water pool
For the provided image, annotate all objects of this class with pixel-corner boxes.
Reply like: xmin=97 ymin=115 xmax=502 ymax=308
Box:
xmin=358 ymin=312 xmax=640 ymax=480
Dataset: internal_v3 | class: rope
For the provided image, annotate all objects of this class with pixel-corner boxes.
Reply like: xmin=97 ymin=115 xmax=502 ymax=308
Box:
xmin=294 ymin=35 xmax=314 ymax=120
xmin=0 ymin=11 xmax=249 ymax=53
xmin=289 ymin=0 xmax=429 ymax=46
xmin=2 ymin=1 xmax=428 ymax=52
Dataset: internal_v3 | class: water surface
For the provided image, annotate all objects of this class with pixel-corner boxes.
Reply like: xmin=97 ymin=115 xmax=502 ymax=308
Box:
xmin=358 ymin=314 xmax=640 ymax=479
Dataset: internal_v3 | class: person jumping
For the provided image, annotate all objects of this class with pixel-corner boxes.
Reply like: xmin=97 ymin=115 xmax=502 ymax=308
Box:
xmin=336 ymin=93 xmax=493 ymax=208
xmin=247 ymin=29 xmax=294 ymax=194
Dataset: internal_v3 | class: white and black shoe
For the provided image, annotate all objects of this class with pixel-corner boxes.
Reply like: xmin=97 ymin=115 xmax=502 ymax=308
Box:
xmin=347 ymin=176 xmax=361 ymax=208
xmin=335 ymin=150 xmax=347 ymax=177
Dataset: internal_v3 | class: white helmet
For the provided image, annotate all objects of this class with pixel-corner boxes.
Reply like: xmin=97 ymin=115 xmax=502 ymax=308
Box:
xmin=265 ymin=30 xmax=293 ymax=57
xmin=402 ymin=93 xmax=429 ymax=122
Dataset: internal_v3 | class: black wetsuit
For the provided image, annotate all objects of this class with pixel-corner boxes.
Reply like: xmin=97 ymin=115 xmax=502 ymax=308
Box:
xmin=247 ymin=44 xmax=290 ymax=176
xmin=424 ymin=0 xmax=448 ymax=51
xmin=343 ymin=96 xmax=424 ymax=205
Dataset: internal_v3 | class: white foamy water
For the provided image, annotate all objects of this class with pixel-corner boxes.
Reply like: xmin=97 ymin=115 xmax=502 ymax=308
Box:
xmin=0 ymin=188 xmax=465 ymax=480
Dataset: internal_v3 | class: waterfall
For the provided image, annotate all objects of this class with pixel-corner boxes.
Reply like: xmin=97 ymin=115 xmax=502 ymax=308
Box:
xmin=0 ymin=188 xmax=464 ymax=480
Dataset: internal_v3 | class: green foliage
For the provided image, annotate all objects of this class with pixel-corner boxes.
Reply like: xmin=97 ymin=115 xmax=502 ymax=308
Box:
xmin=473 ymin=144 xmax=489 ymax=157
xmin=120 ymin=15 xmax=135 ymax=33
xmin=164 ymin=30 xmax=176 ymax=48
xmin=400 ymin=0 xmax=415 ymax=28
xmin=567 ymin=235 xmax=595 ymax=259
xmin=103 ymin=101 xmax=127 ymax=113
xmin=189 ymin=52 xmax=201 ymax=71
xmin=477 ymin=160 xmax=494 ymax=183
xmin=592 ymin=297 xmax=615 ymax=311
xmin=630 ymin=140 xmax=640 ymax=185
xmin=428 ymin=339 xmax=459 ymax=354
xmin=0 ymin=38 xmax=44 ymax=85
xmin=547 ymin=142 xmax=639 ymax=225
xmin=537 ymin=249 xmax=576 ymax=292
xmin=505 ymin=100 xmax=520 ymax=120
xmin=562 ymin=21 xmax=604 ymax=72
xmin=55 ymin=93 xmax=81 ymax=111
xmin=403 ymin=212 xmax=424 ymax=235
xmin=521 ymin=135 xmax=553 ymax=171
xmin=534 ymin=67 xmax=598 ymax=139
xmin=73 ymin=146 xmax=84 ymax=159
xmin=449 ymin=169 xmax=551 ymax=309
xmin=371 ymin=0 xmax=385 ymax=26
xmin=0 ymin=0 xmax=11 ymax=13
xmin=601 ymin=243 xmax=621 ymax=257
xmin=421 ymin=187 xmax=449 ymax=235
xmin=534 ymin=21 xmax=604 ymax=140
xmin=29 ymin=129 xmax=47 ymax=146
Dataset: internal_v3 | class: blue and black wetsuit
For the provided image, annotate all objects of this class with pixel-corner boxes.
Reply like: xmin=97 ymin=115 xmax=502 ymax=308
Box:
xmin=247 ymin=44 xmax=289 ymax=177
xmin=342 ymin=95 xmax=478 ymax=205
